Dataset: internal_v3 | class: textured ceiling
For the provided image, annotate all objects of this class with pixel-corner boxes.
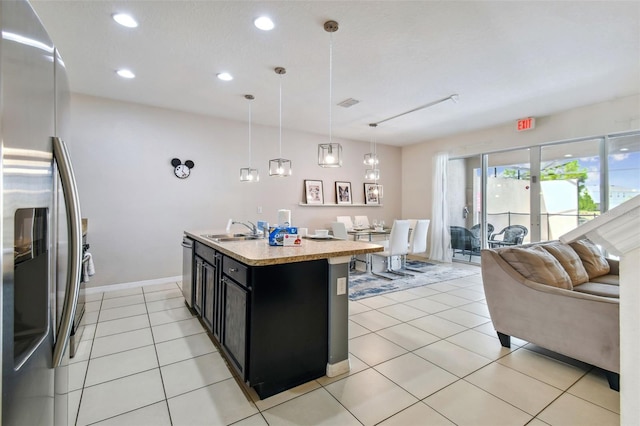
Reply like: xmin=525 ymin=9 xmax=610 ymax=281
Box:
xmin=30 ymin=1 xmax=640 ymax=146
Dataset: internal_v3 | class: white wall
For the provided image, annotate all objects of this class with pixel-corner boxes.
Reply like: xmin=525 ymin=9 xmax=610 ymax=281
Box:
xmin=402 ymin=94 xmax=640 ymax=253
xmin=69 ymin=94 xmax=402 ymax=287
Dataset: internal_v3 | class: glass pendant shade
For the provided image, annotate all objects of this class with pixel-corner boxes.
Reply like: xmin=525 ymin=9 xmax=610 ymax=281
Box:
xmin=317 ymin=21 xmax=342 ymax=168
xmin=318 ymin=143 xmax=342 ymax=167
xmin=365 ymin=168 xmax=380 ymax=180
xmin=373 ymin=183 xmax=384 ymax=199
xmin=240 ymin=168 xmax=259 ymax=182
xmin=270 ymin=67 xmax=292 ymax=177
xmin=269 ymin=158 xmax=292 ymax=177
xmin=363 ymin=153 xmax=379 ymax=166
xmin=240 ymin=94 xmax=259 ymax=182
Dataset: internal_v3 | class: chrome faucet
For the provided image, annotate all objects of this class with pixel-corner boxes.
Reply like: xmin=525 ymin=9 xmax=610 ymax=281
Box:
xmin=232 ymin=220 xmax=258 ymax=236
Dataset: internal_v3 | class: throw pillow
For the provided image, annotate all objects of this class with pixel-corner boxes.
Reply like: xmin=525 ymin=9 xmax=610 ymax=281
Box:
xmin=499 ymin=246 xmax=573 ymax=290
xmin=569 ymin=239 xmax=610 ymax=279
xmin=541 ymin=242 xmax=589 ymax=286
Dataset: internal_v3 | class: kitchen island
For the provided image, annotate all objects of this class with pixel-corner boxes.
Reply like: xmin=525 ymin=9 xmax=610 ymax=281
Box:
xmin=183 ymin=230 xmax=383 ymax=399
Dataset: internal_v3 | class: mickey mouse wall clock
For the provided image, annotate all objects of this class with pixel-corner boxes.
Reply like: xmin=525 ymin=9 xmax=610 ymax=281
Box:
xmin=171 ymin=158 xmax=195 ymax=179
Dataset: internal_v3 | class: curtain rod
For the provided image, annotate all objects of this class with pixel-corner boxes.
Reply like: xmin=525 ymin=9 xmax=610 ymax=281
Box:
xmin=369 ymin=94 xmax=459 ymax=127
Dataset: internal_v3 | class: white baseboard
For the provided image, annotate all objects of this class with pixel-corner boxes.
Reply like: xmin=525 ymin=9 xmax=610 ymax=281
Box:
xmin=84 ymin=275 xmax=182 ymax=295
xmin=326 ymin=358 xmax=351 ymax=377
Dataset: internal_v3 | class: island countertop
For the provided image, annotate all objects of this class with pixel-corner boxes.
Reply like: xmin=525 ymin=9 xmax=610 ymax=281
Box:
xmin=185 ymin=229 xmax=383 ymax=266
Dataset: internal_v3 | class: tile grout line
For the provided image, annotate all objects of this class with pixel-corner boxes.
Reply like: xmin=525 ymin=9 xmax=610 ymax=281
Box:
xmin=73 ymin=291 xmax=103 ymax=426
xmin=142 ymin=287 xmax=175 ymax=426
xmin=347 ymin=288 xmax=596 ymax=425
xmin=78 ymin=275 xmax=617 ymax=425
xmin=77 ymin=285 xmax=183 ymax=425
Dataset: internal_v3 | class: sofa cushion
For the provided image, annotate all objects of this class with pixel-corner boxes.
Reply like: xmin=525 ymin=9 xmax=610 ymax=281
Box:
xmin=569 ymin=239 xmax=610 ymax=279
xmin=573 ymin=282 xmax=619 ymax=298
xmin=590 ymin=274 xmax=619 ymax=286
xmin=499 ymin=246 xmax=573 ymax=289
xmin=541 ymin=242 xmax=589 ymax=286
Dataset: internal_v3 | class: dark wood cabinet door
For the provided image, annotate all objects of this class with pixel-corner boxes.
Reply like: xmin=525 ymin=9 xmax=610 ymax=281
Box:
xmin=202 ymin=261 xmax=216 ymax=331
xmin=193 ymin=257 xmax=204 ymax=315
xmin=222 ymin=276 xmax=248 ymax=377
xmin=212 ymin=254 xmax=223 ymax=341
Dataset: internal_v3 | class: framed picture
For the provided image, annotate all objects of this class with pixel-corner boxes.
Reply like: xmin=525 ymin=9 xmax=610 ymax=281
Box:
xmin=335 ymin=181 xmax=352 ymax=205
xmin=304 ymin=179 xmax=324 ymax=204
xmin=364 ymin=183 xmax=380 ymax=205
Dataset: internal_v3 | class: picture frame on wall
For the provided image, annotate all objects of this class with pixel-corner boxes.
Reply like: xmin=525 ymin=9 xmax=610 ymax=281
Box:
xmin=304 ymin=179 xmax=324 ymax=204
xmin=335 ymin=181 xmax=352 ymax=205
xmin=364 ymin=183 xmax=380 ymax=205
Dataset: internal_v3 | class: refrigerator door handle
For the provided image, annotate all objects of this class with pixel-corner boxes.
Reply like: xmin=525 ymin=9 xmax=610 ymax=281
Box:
xmin=52 ymin=136 xmax=83 ymax=367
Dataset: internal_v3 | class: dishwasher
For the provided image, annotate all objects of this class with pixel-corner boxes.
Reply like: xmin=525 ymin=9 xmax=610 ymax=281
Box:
xmin=181 ymin=236 xmax=194 ymax=308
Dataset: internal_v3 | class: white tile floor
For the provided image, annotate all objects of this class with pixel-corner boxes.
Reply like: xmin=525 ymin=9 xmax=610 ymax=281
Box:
xmin=70 ymin=264 xmax=620 ymax=426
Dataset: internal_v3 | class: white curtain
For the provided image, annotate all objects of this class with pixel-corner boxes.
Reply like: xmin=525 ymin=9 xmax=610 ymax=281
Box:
xmin=430 ymin=152 xmax=452 ymax=262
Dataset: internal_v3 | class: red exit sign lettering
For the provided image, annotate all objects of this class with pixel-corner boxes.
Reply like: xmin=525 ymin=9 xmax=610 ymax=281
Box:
xmin=517 ymin=117 xmax=536 ymax=131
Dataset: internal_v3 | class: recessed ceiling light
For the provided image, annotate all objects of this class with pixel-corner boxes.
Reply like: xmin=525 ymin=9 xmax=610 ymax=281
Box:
xmin=620 ymin=147 xmax=629 ymax=152
xmin=116 ymin=69 xmax=135 ymax=79
xmin=217 ymin=72 xmax=233 ymax=81
xmin=254 ymin=16 xmax=274 ymax=31
xmin=564 ymin=154 xmax=573 ymax=158
xmin=112 ymin=13 xmax=138 ymax=28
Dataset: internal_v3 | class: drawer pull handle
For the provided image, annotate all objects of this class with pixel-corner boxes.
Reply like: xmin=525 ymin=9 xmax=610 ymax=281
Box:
xmin=229 ymin=267 xmax=239 ymax=273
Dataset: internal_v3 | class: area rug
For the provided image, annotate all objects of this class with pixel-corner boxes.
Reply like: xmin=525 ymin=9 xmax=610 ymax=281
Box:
xmin=348 ymin=260 xmax=480 ymax=300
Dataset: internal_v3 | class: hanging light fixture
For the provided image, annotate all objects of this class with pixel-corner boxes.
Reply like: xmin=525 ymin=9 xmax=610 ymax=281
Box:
xmin=269 ymin=67 xmax=292 ymax=176
xmin=372 ymin=180 xmax=384 ymax=199
xmin=318 ymin=20 xmax=342 ymax=168
xmin=364 ymin=123 xmax=380 ymax=180
xmin=363 ymin=123 xmax=379 ymax=167
xmin=364 ymin=123 xmax=383 ymax=199
xmin=240 ymin=94 xmax=259 ymax=182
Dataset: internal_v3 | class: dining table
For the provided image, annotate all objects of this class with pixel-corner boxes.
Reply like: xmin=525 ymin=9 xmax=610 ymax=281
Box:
xmin=347 ymin=227 xmax=391 ymax=241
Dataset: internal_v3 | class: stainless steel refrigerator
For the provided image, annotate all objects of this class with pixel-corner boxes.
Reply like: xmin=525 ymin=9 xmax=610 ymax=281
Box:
xmin=1 ymin=1 xmax=83 ymax=425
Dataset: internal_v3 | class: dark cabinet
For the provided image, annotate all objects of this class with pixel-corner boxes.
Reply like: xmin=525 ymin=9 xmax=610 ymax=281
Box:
xmin=221 ymin=255 xmax=249 ymax=376
xmin=193 ymin=256 xmax=204 ymax=315
xmin=247 ymin=260 xmax=328 ymax=398
xmin=191 ymin=243 xmax=329 ymax=399
xmin=222 ymin=276 xmax=248 ymax=376
xmin=193 ymin=242 xmax=221 ymax=334
xmin=202 ymin=260 xmax=217 ymax=332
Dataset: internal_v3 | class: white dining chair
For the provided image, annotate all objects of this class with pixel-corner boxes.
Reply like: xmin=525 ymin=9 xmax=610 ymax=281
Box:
xmin=331 ymin=222 xmax=348 ymax=240
xmin=404 ymin=219 xmax=430 ymax=272
xmin=332 ymin=222 xmax=363 ymax=270
xmin=371 ymin=219 xmax=412 ymax=279
xmin=336 ymin=216 xmax=354 ymax=231
xmin=354 ymin=215 xmax=370 ymax=228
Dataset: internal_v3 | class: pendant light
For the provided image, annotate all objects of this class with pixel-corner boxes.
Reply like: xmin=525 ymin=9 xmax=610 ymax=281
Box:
xmin=363 ymin=124 xmax=379 ymax=167
xmin=240 ymin=94 xmax=259 ymax=182
xmin=365 ymin=123 xmax=383 ymax=199
xmin=364 ymin=123 xmax=380 ymax=180
xmin=269 ymin=67 xmax=292 ymax=177
xmin=372 ymin=180 xmax=384 ymax=199
xmin=318 ymin=20 xmax=342 ymax=168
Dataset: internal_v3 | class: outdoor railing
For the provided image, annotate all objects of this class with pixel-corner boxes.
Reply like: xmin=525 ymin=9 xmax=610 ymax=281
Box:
xmin=486 ymin=211 xmax=600 ymax=242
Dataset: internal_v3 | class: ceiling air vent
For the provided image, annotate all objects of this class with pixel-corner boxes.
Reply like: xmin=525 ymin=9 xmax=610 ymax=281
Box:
xmin=337 ymin=98 xmax=360 ymax=108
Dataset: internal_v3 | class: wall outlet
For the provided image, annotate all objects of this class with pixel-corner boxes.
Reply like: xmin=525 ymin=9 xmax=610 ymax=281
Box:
xmin=337 ymin=277 xmax=347 ymax=295
xmin=257 ymin=206 xmax=262 ymax=214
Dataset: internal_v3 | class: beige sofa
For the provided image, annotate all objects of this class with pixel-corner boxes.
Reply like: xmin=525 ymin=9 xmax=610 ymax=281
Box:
xmin=481 ymin=239 xmax=619 ymax=390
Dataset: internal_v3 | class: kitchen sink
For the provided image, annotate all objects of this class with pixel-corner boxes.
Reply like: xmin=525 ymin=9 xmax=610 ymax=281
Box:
xmin=217 ymin=236 xmax=258 ymax=242
xmin=201 ymin=233 xmax=261 ymax=242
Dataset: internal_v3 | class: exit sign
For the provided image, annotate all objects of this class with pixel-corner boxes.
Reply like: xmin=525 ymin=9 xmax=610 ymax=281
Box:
xmin=517 ymin=117 xmax=536 ymax=131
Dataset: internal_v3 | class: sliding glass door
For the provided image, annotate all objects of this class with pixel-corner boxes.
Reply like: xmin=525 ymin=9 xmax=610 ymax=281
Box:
xmin=607 ymin=133 xmax=640 ymax=208
xmin=485 ymin=149 xmax=532 ymax=246
xmin=539 ymin=139 xmax=601 ymax=241
xmin=448 ymin=156 xmax=485 ymax=262
xmin=448 ymin=130 xmax=639 ymax=263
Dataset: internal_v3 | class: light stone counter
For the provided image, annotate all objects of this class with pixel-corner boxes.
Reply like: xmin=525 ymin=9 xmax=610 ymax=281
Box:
xmin=185 ymin=230 xmax=383 ymax=266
